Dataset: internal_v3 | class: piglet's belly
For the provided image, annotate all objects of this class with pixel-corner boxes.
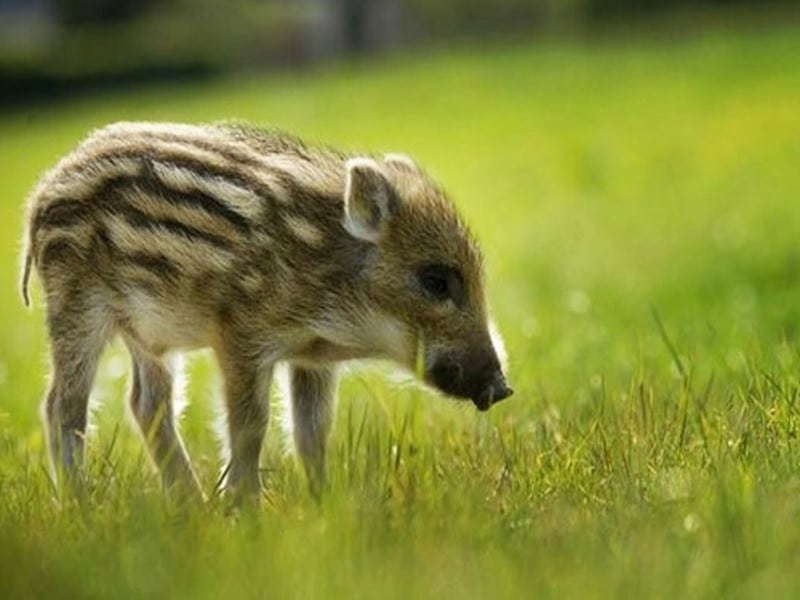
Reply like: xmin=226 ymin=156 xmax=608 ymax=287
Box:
xmin=289 ymin=337 xmax=369 ymax=364
xmin=117 ymin=291 xmax=214 ymax=353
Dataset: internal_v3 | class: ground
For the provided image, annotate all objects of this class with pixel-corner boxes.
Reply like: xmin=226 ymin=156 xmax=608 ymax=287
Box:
xmin=1 ymin=16 xmax=800 ymax=599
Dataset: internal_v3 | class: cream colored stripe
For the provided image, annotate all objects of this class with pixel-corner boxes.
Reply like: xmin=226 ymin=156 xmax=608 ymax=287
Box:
xmin=81 ymin=128 xmax=293 ymax=206
xmin=119 ymin=186 xmax=244 ymax=244
xmin=92 ymin=123 xmax=326 ymax=203
xmin=151 ymin=161 xmax=262 ymax=221
xmin=96 ymin=121 xmax=219 ymax=142
xmin=261 ymin=153 xmax=343 ymax=197
xmin=36 ymin=157 xmax=141 ymax=205
xmin=104 ymin=214 xmax=235 ymax=274
xmin=283 ymin=214 xmax=324 ymax=247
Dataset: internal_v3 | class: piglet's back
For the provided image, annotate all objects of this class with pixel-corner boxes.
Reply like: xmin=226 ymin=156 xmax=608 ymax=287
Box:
xmin=22 ymin=122 xmax=349 ymax=311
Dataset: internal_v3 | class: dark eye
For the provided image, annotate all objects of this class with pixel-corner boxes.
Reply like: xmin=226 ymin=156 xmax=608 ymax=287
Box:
xmin=417 ymin=264 xmax=465 ymax=305
xmin=420 ymin=269 xmax=449 ymax=300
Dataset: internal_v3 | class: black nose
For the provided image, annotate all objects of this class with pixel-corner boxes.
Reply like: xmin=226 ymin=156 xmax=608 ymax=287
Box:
xmin=473 ymin=371 xmax=513 ymax=412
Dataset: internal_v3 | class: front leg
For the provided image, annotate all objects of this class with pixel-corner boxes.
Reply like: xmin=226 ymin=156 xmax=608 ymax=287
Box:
xmin=216 ymin=343 xmax=273 ymax=501
xmin=289 ymin=364 xmax=337 ymax=496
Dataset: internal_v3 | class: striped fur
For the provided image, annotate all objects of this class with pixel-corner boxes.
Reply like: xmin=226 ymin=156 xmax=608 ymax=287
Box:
xmin=21 ymin=121 xmax=510 ymax=500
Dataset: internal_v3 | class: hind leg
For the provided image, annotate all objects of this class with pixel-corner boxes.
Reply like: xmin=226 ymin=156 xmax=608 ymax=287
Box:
xmin=43 ymin=341 xmax=105 ymax=481
xmin=125 ymin=339 xmax=202 ymax=498
xmin=42 ymin=287 xmax=112 ymax=485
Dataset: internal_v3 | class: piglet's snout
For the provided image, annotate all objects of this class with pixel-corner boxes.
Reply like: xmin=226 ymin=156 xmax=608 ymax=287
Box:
xmin=473 ymin=370 xmax=513 ymax=412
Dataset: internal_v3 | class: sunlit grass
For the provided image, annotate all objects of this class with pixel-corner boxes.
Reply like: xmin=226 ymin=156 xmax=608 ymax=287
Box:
xmin=1 ymin=17 xmax=800 ymax=598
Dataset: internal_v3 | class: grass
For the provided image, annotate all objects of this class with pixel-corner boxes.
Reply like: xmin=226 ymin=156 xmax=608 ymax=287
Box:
xmin=2 ymin=15 xmax=800 ymax=599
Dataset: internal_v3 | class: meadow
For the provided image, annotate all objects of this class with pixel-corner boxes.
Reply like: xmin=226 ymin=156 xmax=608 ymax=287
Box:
xmin=1 ymin=16 xmax=800 ymax=598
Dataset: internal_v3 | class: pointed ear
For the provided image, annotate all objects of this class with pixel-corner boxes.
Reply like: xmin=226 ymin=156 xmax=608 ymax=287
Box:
xmin=343 ymin=157 xmax=398 ymax=243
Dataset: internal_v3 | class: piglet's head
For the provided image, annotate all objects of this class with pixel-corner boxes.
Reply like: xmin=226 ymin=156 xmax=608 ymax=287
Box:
xmin=342 ymin=155 xmax=512 ymax=411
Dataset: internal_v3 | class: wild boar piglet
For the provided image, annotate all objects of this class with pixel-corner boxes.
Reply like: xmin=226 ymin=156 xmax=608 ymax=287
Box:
xmin=21 ymin=121 xmax=512 ymax=498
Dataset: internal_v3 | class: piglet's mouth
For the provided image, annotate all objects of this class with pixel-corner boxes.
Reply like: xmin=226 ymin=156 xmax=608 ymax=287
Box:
xmin=472 ymin=376 xmax=513 ymax=412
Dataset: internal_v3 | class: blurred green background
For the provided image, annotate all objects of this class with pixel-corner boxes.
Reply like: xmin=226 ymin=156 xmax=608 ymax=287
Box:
xmin=1 ymin=0 xmax=792 ymax=106
xmin=2 ymin=1 xmax=800 ymax=598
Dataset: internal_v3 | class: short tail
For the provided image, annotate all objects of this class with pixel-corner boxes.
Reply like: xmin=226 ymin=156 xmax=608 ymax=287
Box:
xmin=21 ymin=247 xmax=33 ymax=308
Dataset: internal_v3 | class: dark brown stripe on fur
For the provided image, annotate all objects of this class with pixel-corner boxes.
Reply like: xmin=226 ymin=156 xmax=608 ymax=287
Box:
xmin=40 ymin=238 xmax=82 ymax=266
xmin=37 ymin=168 xmax=252 ymax=236
xmin=124 ymin=251 xmax=180 ymax=281
xmin=109 ymin=199 xmax=233 ymax=250
xmin=94 ymin=222 xmax=113 ymax=250
xmin=97 ymin=147 xmax=280 ymax=208
xmin=139 ymin=160 xmax=252 ymax=232
xmin=34 ymin=169 xmax=248 ymax=251
xmin=34 ymin=201 xmax=95 ymax=231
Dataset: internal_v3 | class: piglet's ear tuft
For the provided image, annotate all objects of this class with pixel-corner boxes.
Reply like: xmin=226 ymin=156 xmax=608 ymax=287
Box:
xmin=343 ymin=157 xmax=397 ymax=243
